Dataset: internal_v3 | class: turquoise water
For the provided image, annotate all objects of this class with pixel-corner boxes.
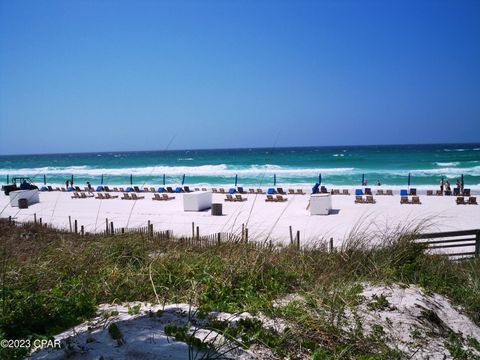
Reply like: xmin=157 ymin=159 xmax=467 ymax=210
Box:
xmin=1 ymin=144 xmax=479 ymax=188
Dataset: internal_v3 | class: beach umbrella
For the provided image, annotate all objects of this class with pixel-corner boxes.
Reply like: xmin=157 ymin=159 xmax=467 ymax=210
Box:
xmin=181 ymin=174 xmax=185 ymax=186
xmin=408 ymin=172 xmax=411 ymax=187
xmin=43 ymin=174 xmax=46 ymax=185
xmin=101 ymin=174 xmax=104 ymax=185
xmin=361 ymin=173 xmax=365 ymax=186
xmin=273 ymin=174 xmax=277 ymax=186
xmin=461 ymin=174 xmax=464 ymax=189
xmin=6 ymin=175 xmax=9 ymax=184
xmin=234 ymin=174 xmax=238 ymax=187
xmin=163 ymin=174 xmax=166 ymax=186
xmin=71 ymin=175 xmax=74 ymax=186
xmin=130 ymin=174 xmax=133 ymax=185
xmin=318 ymin=173 xmax=322 ymax=185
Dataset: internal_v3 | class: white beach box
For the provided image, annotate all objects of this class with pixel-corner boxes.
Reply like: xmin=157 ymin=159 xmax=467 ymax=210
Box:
xmin=9 ymin=190 xmax=40 ymax=207
xmin=310 ymin=193 xmax=332 ymax=215
xmin=183 ymin=191 xmax=212 ymax=211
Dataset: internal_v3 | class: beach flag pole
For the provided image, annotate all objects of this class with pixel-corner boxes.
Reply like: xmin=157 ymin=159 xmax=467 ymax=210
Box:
xmin=181 ymin=174 xmax=185 ymax=186
xmin=234 ymin=174 xmax=238 ymax=187
xmin=44 ymin=174 xmax=46 ymax=185
xmin=130 ymin=174 xmax=133 ymax=185
xmin=163 ymin=174 xmax=166 ymax=186
xmin=274 ymin=174 xmax=277 ymax=186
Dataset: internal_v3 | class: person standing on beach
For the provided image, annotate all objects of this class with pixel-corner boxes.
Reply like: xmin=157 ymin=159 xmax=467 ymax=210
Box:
xmin=440 ymin=178 xmax=444 ymax=194
xmin=86 ymin=181 xmax=93 ymax=194
xmin=65 ymin=180 xmax=69 ymax=189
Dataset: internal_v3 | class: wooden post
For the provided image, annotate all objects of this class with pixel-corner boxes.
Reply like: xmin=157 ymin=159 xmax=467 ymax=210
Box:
xmin=242 ymin=224 xmax=245 ymax=242
xmin=39 ymin=218 xmax=42 ymax=225
xmin=475 ymin=231 xmax=480 ymax=258
xmin=217 ymin=232 xmax=221 ymax=245
xmin=192 ymin=222 xmax=195 ymax=237
xmin=81 ymin=225 xmax=84 ymax=236
xmin=330 ymin=237 xmax=334 ymax=253
xmin=74 ymin=220 xmax=78 ymax=234
xmin=8 ymin=216 xmax=11 ymax=225
xmin=296 ymin=230 xmax=300 ymax=250
xmin=69 ymin=216 xmax=72 ymax=232
xmin=121 ymin=228 xmax=125 ymax=234
xmin=289 ymin=226 xmax=293 ymax=244
xmin=245 ymin=228 xmax=248 ymax=243
xmin=110 ymin=222 xmax=114 ymax=235
xmin=34 ymin=213 xmax=37 ymax=224
xmin=196 ymin=226 xmax=200 ymax=241
xmin=105 ymin=218 xmax=109 ymax=235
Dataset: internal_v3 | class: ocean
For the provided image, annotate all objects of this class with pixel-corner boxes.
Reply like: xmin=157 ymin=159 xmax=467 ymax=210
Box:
xmin=1 ymin=143 xmax=479 ymax=189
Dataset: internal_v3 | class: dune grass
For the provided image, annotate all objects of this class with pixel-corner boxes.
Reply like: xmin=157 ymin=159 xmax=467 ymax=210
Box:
xmin=0 ymin=218 xmax=479 ymax=359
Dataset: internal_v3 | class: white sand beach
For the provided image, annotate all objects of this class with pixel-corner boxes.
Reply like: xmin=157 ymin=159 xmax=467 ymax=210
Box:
xmin=1 ymin=188 xmax=478 ymax=247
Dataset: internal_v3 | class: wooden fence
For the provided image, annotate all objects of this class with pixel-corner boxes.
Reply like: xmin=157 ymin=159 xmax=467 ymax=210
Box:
xmin=415 ymin=229 xmax=480 ymax=259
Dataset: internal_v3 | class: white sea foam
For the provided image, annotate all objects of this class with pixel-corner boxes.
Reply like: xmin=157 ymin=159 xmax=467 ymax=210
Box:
xmin=0 ymin=164 xmax=355 ymax=177
xmin=435 ymin=162 xmax=460 ymax=166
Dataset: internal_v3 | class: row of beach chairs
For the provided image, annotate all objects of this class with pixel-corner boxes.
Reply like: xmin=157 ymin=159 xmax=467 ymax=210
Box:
xmin=354 ymin=195 xmax=376 ymax=204
xmin=401 ymin=196 xmax=421 ymax=205
xmin=427 ymin=189 xmax=471 ymax=196
xmin=225 ymin=194 xmax=247 ymax=202
xmin=71 ymin=192 xmax=93 ymax=199
xmin=456 ymin=196 xmax=477 ymax=205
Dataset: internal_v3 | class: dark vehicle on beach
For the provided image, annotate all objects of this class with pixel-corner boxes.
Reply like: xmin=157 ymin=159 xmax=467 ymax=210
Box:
xmin=2 ymin=177 xmax=38 ymax=195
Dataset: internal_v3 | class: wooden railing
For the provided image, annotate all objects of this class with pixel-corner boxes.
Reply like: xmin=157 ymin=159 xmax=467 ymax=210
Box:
xmin=416 ymin=229 xmax=480 ymax=259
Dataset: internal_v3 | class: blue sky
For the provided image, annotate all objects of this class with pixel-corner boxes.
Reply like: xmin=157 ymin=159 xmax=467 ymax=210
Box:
xmin=0 ymin=0 xmax=479 ymax=155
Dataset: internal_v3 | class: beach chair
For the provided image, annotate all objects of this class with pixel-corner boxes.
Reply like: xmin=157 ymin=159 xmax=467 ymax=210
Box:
xmin=225 ymin=194 xmax=234 ymax=202
xmin=61 ymin=187 xmax=66 ymax=192
xmin=248 ymin=188 xmax=255 ymax=194
xmin=410 ymin=188 xmax=417 ymax=196
xmin=163 ymin=194 xmax=175 ymax=200
xmin=235 ymin=194 xmax=247 ymax=202
xmin=412 ymin=196 xmax=421 ymax=205
xmin=105 ymin=193 xmax=118 ymax=199
xmin=354 ymin=195 xmax=364 ymax=204
xmin=219 ymin=188 xmax=226 ymax=194
xmin=104 ymin=186 xmax=111 ymax=192
xmin=256 ymin=188 xmax=265 ymax=194
xmin=342 ymin=189 xmax=350 ymax=195
xmin=400 ymin=196 xmax=409 ymax=204
xmin=333 ymin=189 xmax=341 ymax=195
xmin=365 ymin=195 xmax=376 ymax=204
xmin=376 ymin=189 xmax=384 ymax=195
xmin=150 ymin=187 xmax=156 ymax=193
xmin=277 ymin=188 xmax=286 ymax=195
xmin=355 ymin=189 xmax=363 ymax=196
xmin=456 ymin=196 xmax=465 ymax=205
xmin=55 ymin=187 xmax=61 ymax=191
xmin=400 ymin=189 xmax=408 ymax=196
xmin=288 ymin=189 xmax=295 ymax=195
xmin=276 ymin=195 xmax=287 ymax=202
xmin=296 ymin=189 xmax=306 ymax=195
xmin=152 ymin=193 xmax=162 ymax=201
xmin=453 ymin=188 xmax=460 ymax=196
xmin=46 ymin=186 xmax=53 ymax=191
xmin=121 ymin=193 xmax=131 ymax=200
xmin=320 ymin=186 xmax=328 ymax=194
xmin=194 ymin=188 xmax=200 ymax=191
xmin=436 ymin=190 xmax=443 ymax=196
xmin=95 ymin=193 xmax=106 ymax=200
xmin=132 ymin=186 xmax=141 ymax=192
xmin=212 ymin=188 xmax=218 ymax=193
xmin=166 ymin=187 xmax=174 ymax=193
xmin=427 ymin=190 xmax=433 ymax=196
xmin=386 ymin=190 xmax=393 ymax=196
xmin=131 ymin=193 xmax=145 ymax=200
xmin=468 ymin=197 xmax=477 ymax=205
xmin=201 ymin=188 xmax=207 ymax=191
xmin=74 ymin=186 xmax=81 ymax=192
xmin=463 ymin=189 xmax=471 ymax=196
xmin=184 ymin=186 xmax=191 ymax=192
xmin=229 ymin=188 xmax=236 ymax=194
xmin=71 ymin=192 xmax=81 ymax=199
xmin=364 ymin=188 xmax=372 ymax=195
xmin=80 ymin=192 xmax=90 ymax=199
xmin=265 ymin=195 xmax=275 ymax=202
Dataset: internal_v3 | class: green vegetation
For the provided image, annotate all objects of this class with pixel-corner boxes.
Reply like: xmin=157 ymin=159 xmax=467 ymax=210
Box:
xmin=0 ymin=219 xmax=479 ymax=359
